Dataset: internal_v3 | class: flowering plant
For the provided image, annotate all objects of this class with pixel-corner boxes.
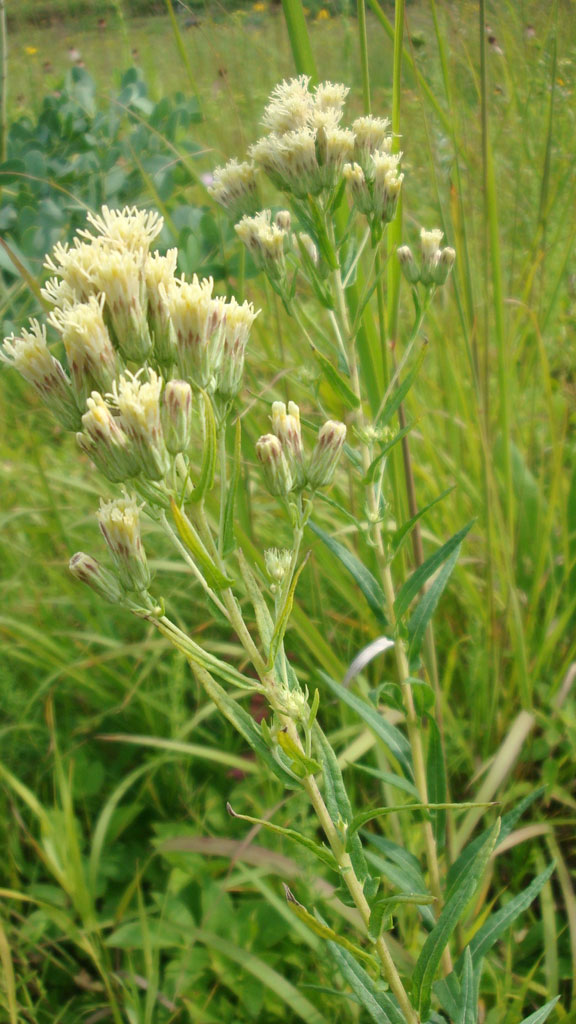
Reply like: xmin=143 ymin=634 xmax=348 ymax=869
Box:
xmin=1 ymin=79 xmax=555 ymax=1024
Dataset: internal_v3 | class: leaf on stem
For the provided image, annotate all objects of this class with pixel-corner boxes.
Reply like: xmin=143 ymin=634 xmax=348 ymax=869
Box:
xmin=221 ymin=418 xmax=242 ymax=557
xmin=389 ymin=487 xmax=455 ymax=561
xmin=347 ymin=801 xmax=494 ymax=841
xmin=394 ymin=520 xmax=474 ymax=621
xmin=267 ymin=551 xmax=310 ymax=670
xmin=190 ymin=389 xmax=217 ymax=503
xmin=375 ymin=342 xmax=428 ymax=429
xmin=412 ymin=819 xmax=501 ymax=1018
xmin=309 ymin=522 xmax=387 ymax=625
xmin=170 ymin=498 xmax=234 ymax=590
xmin=318 ymin=671 xmax=413 ymax=780
xmin=325 ymin=940 xmax=406 ymax=1024
xmin=310 ymin=343 xmax=360 ymax=410
xmin=284 ymin=885 xmax=377 ymax=966
xmin=227 ymin=804 xmax=337 ymax=871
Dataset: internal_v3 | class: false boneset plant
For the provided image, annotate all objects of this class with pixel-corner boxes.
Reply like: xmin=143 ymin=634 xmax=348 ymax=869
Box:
xmin=2 ymin=78 xmax=556 ymax=1024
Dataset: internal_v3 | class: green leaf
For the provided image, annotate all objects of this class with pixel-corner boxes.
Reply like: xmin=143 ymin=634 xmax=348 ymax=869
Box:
xmin=455 ymin=947 xmax=478 ymax=1024
xmin=362 ymin=834 xmax=435 ymax=928
xmin=376 ymin=342 xmax=428 ymax=429
xmin=407 ymin=542 xmax=462 ymax=661
xmin=368 ymin=892 xmax=435 ymax=941
xmin=446 ymin=788 xmax=545 ymax=893
xmin=395 ymin=521 xmax=474 ymax=621
xmin=309 ymin=521 xmax=386 ymax=624
xmin=426 ymin=718 xmax=447 ymax=845
xmin=221 ymin=418 xmax=241 ymax=557
xmin=412 ymin=819 xmax=501 ymax=1018
xmin=170 ymin=498 xmax=234 ymax=590
xmin=276 ymin=731 xmax=322 ymax=777
xmin=390 ymin=488 xmax=455 ymax=561
xmin=314 ymin=726 xmax=369 ymax=882
xmin=363 ymin=423 xmax=414 ymax=485
xmin=348 ymin=801 xmax=491 ymax=840
xmin=325 ymin=941 xmax=405 ymax=1024
xmin=464 ymin=863 xmax=555 ymax=968
xmin=267 ymin=552 xmax=310 ymax=670
xmin=318 ymin=671 xmax=413 ymax=780
xmin=190 ymin=390 xmax=217 ymax=503
xmin=518 ymin=997 xmax=560 ymax=1024
xmin=311 ymin=344 xmax=360 ymax=409
xmin=184 ymin=663 xmax=296 ymax=787
xmin=284 ymin=887 xmax=376 ymax=966
xmin=227 ymin=805 xmax=337 ymax=871
xmin=352 ymin=763 xmax=419 ymax=800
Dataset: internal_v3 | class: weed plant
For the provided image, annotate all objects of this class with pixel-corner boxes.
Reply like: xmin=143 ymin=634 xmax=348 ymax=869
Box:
xmin=0 ymin=2 xmax=574 ymax=1022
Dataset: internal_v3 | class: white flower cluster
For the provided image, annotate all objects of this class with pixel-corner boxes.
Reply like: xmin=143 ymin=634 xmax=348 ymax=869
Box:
xmin=1 ymin=206 xmax=259 ymax=446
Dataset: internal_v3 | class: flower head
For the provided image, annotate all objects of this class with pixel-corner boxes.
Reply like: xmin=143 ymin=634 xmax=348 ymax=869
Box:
xmin=109 ymin=369 xmax=169 ymax=481
xmin=1 ymin=319 xmax=80 ymax=429
xmin=78 ymin=205 xmax=164 ymax=252
xmin=97 ymin=492 xmax=151 ymax=592
xmin=162 ymin=274 xmax=226 ymax=388
xmin=48 ymin=294 xmax=120 ymax=404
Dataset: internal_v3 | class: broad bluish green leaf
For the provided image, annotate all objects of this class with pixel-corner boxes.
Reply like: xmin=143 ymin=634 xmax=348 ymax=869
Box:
xmin=395 ymin=521 xmax=474 ymax=621
xmin=309 ymin=522 xmax=386 ymax=624
xmin=412 ymin=819 xmax=500 ymax=1018
xmin=318 ymin=671 xmax=413 ymax=780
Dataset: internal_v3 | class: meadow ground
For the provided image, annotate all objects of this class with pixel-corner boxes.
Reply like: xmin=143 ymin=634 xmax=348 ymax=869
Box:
xmin=0 ymin=2 xmax=575 ymax=1022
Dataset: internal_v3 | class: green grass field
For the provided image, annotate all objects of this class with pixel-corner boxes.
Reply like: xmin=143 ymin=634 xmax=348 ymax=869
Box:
xmin=0 ymin=1 xmax=575 ymax=1021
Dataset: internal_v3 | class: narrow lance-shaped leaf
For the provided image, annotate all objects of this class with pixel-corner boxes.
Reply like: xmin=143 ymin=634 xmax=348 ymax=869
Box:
xmin=221 ymin=418 xmax=241 ymax=557
xmin=309 ymin=521 xmax=387 ymax=625
xmin=375 ymin=341 xmax=428 ymax=429
xmin=426 ymin=717 xmax=447 ymax=845
xmin=190 ymin=389 xmax=217 ymax=503
xmin=390 ymin=487 xmax=455 ymax=561
xmin=310 ymin=343 xmax=360 ymax=409
xmin=412 ymin=819 xmax=501 ymax=1018
xmin=368 ymin=892 xmax=435 ymax=942
xmin=407 ymin=541 xmax=462 ymax=662
xmin=267 ymin=552 xmax=310 ymax=670
xmin=318 ymin=671 xmax=413 ymax=780
xmin=463 ymin=862 xmax=555 ymax=968
xmin=456 ymin=947 xmax=478 ymax=1024
xmin=518 ymin=997 xmax=560 ymax=1024
xmin=395 ymin=521 xmax=474 ymax=621
xmin=284 ymin=886 xmax=377 ymax=966
xmin=348 ymin=801 xmax=493 ymax=840
xmin=325 ymin=940 xmax=406 ymax=1024
xmin=314 ymin=725 xmax=369 ymax=883
xmin=227 ymin=805 xmax=337 ymax=871
xmin=170 ymin=497 xmax=234 ymax=590
xmin=363 ymin=423 xmax=414 ymax=485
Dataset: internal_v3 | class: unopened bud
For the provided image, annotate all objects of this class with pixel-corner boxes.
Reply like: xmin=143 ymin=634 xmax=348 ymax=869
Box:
xmin=307 ymin=420 xmax=346 ymax=489
xmin=265 ymin=548 xmax=292 ymax=582
xmin=110 ymin=370 xmax=170 ymax=481
xmin=256 ymin=434 xmax=293 ymax=497
xmin=271 ymin=400 xmax=306 ymax=487
xmin=397 ymin=245 xmax=420 ymax=284
xmin=0 ymin=320 xmax=81 ymax=431
xmin=79 ymin=392 xmax=140 ymax=483
xmin=97 ymin=493 xmax=151 ymax=592
xmin=162 ymin=380 xmax=193 ymax=454
xmin=69 ymin=552 xmax=124 ymax=603
xmin=275 ymin=210 xmax=291 ymax=232
xmin=419 ymin=228 xmax=444 ymax=286
xmin=431 ymin=246 xmax=456 ymax=285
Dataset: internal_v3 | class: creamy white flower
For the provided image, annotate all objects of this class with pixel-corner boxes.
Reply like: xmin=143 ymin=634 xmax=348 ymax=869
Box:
xmin=1 ymin=319 xmax=80 ymax=429
xmin=208 ymin=159 xmax=259 ymax=219
xmin=48 ymin=294 xmax=119 ymax=403
xmin=162 ymin=275 xmax=226 ymax=388
xmin=109 ymin=370 xmax=169 ymax=480
xmin=97 ymin=492 xmax=150 ymax=591
xmin=78 ymin=205 xmax=164 ymax=251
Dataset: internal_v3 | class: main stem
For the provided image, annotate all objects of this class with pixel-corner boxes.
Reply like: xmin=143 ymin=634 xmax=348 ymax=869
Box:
xmin=331 ymin=256 xmax=447 ymax=924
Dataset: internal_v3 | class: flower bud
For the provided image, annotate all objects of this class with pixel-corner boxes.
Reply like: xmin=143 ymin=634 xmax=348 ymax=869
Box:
xmin=235 ymin=211 xmax=287 ymax=283
xmin=271 ymin=400 xmax=306 ymax=488
xmin=48 ymin=294 xmax=120 ymax=406
xmin=215 ymin=297 xmax=259 ymax=398
xmin=145 ymin=249 xmax=178 ymax=366
xmin=352 ymin=115 xmax=392 ymax=169
xmin=90 ymin=248 xmax=152 ymax=362
xmin=97 ymin=493 xmax=151 ymax=592
xmin=265 ymin=547 xmax=292 ymax=583
xmin=307 ymin=419 xmax=346 ymax=489
xmin=397 ymin=245 xmax=420 ymax=284
xmin=256 ymin=434 xmax=293 ymax=497
xmin=79 ymin=392 xmax=140 ymax=482
xmin=208 ymin=159 xmax=260 ymax=221
xmin=275 ymin=210 xmax=291 ymax=232
xmin=69 ymin=552 xmax=124 ymax=603
xmin=343 ymin=162 xmax=373 ymax=216
xmin=297 ymin=233 xmax=319 ymax=267
xmin=431 ymin=246 xmax=456 ymax=286
xmin=110 ymin=370 xmax=170 ymax=481
xmin=161 ymin=380 xmax=193 ymax=455
xmin=419 ymin=228 xmax=444 ymax=286
xmin=0 ymin=320 xmax=81 ymax=430
xmin=162 ymin=275 xmax=226 ymax=389
xmin=370 ymin=151 xmax=403 ymax=224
